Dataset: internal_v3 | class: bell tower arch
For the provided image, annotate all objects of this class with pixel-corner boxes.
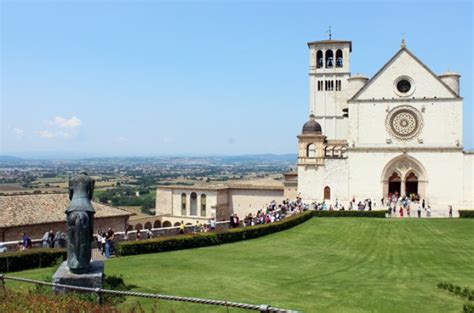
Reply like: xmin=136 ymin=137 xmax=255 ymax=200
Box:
xmin=308 ymin=38 xmax=352 ymax=141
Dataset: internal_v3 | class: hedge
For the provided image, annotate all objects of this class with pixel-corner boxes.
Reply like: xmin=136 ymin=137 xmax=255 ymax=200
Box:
xmin=459 ymin=210 xmax=474 ymax=218
xmin=312 ymin=210 xmax=386 ymax=218
xmin=0 ymin=248 xmax=66 ymax=273
xmin=116 ymin=210 xmax=315 ymax=256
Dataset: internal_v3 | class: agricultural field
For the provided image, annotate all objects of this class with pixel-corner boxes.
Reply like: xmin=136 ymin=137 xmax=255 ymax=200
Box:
xmin=8 ymin=218 xmax=474 ymax=312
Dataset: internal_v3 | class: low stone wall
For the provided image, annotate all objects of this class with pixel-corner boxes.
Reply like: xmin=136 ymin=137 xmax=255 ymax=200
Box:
xmin=0 ymin=221 xmax=230 ymax=253
xmin=0 ymin=216 xmax=129 ymax=243
xmin=114 ymin=221 xmax=230 ymax=241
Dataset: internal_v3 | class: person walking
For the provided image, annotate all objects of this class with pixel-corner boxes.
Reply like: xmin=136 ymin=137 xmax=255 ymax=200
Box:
xmin=399 ymin=206 xmax=404 ymax=218
xmin=41 ymin=231 xmax=50 ymax=248
xmin=105 ymin=228 xmax=114 ymax=258
xmin=448 ymin=205 xmax=453 ymax=218
xmin=48 ymin=230 xmax=55 ymax=248
xmin=417 ymin=206 xmax=422 ymax=218
xmin=179 ymin=221 xmax=185 ymax=234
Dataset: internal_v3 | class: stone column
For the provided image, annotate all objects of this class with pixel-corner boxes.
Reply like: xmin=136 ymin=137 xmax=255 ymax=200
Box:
xmin=401 ymin=180 xmax=406 ymax=196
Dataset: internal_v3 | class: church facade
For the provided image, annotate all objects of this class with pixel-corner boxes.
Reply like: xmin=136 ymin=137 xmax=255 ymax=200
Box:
xmin=295 ymin=38 xmax=473 ymax=215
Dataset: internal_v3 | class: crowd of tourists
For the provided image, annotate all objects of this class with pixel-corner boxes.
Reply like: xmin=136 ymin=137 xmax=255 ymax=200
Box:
xmin=2 ymin=194 xmax=456 ymax=255
xmin=41 ymin=230 xmax=67 ymax=248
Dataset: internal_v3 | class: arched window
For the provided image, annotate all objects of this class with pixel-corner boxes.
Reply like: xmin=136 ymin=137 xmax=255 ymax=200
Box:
xmin=190 ymin=192 xmax=198 ymax=216
xmin=316 ymin=50 xmax=324 ymax=68
xmin=307 ymin=144 xmax=316 ymax=158
xmin=324 ymin=186 xmax=331 ymax=200
xmin=162 ymin=221 xmax=172 ymax=228
xmin=144 ymin=222 xmax=152 ymax=230
xmin=325 ymin=50 xmax=334 ymax=68
xmin=200 ymin=194 xmax=207 ymax=217
xmin=336 ymin=49 xmax=343 ymax=68
xmin=153 ymin=220 xmax=161 ymax=228
xmin=181 ymin=193 xmax=186 ymax=215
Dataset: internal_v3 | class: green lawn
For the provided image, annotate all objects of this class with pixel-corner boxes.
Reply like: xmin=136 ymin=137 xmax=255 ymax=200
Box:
xmin=7 ymin=218 xmax=474 ymax=312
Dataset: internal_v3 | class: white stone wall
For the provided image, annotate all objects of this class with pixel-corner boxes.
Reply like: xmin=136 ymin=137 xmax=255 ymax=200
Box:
xmin=347 ymin=150 xmax=468 ymax=213
xmin=228 ymin=189 xmax=284 ymax=217
xmin=298 ymin=158 xmax=348 ymax=203
xmin=463 ymin=153 xmax=474 ymax=208
xmin=348 ymin=100 xmax=463 ymax=148
xmin=156 ymin=189 xmax=172 ymax=215
xmin=354 ymin=50 xmax=456 ymax=100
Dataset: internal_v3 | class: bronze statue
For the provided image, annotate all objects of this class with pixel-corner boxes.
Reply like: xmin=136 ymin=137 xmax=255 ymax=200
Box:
xmin=66 ymin=172 xmax=95 ymax=274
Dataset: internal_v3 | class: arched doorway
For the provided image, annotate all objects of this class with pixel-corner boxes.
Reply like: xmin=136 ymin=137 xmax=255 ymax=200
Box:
xmin=324 ymin=186 xmax=331 ymax=200
xmin=144 ymin=222 xmax=152 ymax=230
xmin=381 ymin=154 xmax=427 ymax=199
xmin=162 ymin=221 xmax=172 ymax=228
xmin=135 ymin=223 xmax=143 ymax=231
xmin=153 ymin=220 xmax=161 ymax=228
xmin=405 ymin=172 xmax=418 ymax=197
xmin=388 ymin=172 xmax=401 ymax=196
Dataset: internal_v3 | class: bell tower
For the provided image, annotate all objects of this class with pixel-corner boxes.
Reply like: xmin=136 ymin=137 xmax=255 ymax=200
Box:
xmin=308 ymin=38 xmax=352 ymax=140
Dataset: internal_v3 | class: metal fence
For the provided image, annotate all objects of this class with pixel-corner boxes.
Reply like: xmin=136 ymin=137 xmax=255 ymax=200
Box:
xmin=0 ymin=274 xmax=299 ymax=313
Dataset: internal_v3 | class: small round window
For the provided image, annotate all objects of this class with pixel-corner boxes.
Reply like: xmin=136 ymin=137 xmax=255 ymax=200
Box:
xmin=396 ymin=79 xmax=411 ymax=93
xmin=394 ymin=76 xmax=415 ymax=97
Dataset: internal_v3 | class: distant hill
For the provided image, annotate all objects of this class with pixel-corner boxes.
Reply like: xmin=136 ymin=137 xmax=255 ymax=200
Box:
xmin=0 ymin=155 xmax=25 ymax=164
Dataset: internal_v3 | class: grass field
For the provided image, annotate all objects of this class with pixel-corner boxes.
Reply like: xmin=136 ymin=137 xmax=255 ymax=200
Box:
xmin=8 ymin=218 xmax=474 ymax=312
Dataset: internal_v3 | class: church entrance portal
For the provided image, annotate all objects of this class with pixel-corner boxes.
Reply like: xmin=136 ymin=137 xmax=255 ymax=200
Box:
xmin=381 ymin=155 xmax=427 ymax=200
xmin=388 ymin=172 xmax=401 ymax=196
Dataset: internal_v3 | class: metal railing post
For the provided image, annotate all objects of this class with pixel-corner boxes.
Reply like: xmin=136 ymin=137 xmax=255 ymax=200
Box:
xmin=95 ymin=288 xmax=103 ymax=305
xmin=0 ymin=274 xmax=5 ymax=291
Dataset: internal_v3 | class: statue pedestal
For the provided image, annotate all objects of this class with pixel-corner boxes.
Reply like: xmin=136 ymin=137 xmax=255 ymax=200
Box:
xmin=52 ymin=261 xmax=104 ymax=293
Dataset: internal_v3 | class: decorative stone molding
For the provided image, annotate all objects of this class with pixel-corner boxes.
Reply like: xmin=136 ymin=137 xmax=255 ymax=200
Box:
xmin=385 ymin=105 xmax=423 ymax=141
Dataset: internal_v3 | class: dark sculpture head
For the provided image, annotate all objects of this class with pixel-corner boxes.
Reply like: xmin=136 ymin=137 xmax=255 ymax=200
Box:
xmin=68 ymin=172 xmax=96 ymax=204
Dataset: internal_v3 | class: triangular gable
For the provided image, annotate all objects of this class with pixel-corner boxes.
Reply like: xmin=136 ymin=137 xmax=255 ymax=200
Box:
xmin=350 ymin=47 xmax=459 ymax=101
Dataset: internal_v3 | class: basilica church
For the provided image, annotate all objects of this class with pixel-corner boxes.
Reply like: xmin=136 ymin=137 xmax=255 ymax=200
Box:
xmin=291 ymin=38 xmax=473 ymax=214
xmin=155 ymin=38 xmax=472 ymax=224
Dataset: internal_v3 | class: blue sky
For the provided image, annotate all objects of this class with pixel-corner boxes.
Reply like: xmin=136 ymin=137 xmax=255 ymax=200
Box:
xmin=1 ymin=0 xmax=473 ymax=156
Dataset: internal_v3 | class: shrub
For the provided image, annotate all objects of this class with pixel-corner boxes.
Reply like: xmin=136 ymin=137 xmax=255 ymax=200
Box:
xmin=0 ymin=248 xmax=66 ymax=273
xmin=312 ymin=210 xmax=386 ymax=218
xmin=440 ymin=281 xmax=474 ymax=299
xmin=116 ymin=211 xmax=314 ymax=256
xmin=464 ymin=303 xmax=474 ymax=313
xmin=0 ymin=287 xmax=120 ymax=313
xmin=459 ymin=210 xmax=474 ymax=218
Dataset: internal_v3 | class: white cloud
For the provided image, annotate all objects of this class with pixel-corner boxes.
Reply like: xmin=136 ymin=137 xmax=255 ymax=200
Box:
xmin=35 ymin=130 xmax=72 ymax=139
xmin=35 ymin=115 xmax=81 ymax=139
xmin=50 ymin=116 xmax=82 ymax=128
xmin=36 ymin=130 xmax=56 ymax=139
